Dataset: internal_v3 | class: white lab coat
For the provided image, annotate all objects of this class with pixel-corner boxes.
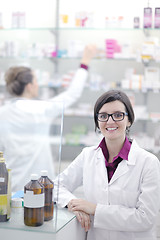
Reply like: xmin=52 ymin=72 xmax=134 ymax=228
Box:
xmin=0 ymin=68 xmax=88 ymax=192
xmin=55 ymin=140 xmax=160 ymax=240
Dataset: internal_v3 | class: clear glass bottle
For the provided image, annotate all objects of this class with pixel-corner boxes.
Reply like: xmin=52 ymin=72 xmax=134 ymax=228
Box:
xmin=0 ymin=151 xmax=8 ymax=222
xmin=39 ymin=170 xmax=54 ymax=221
xmin=24 ymin=174 xmax=44 ymax=226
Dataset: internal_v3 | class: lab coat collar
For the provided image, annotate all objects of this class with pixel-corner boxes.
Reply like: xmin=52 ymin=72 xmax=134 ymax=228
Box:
xmin=95 ymin=139 xmax=141 ymax=185
xmin=127 ymin=139 xmax=140 ymax=165
xmin=96 ymin=139 xmax=140 ymax=165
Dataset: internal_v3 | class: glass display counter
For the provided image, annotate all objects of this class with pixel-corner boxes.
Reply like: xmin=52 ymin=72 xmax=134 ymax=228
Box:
xmin=0 ymin=206 xmax=74 ymax=235
xmin=0 ymin=206 xmax=86 ymax=240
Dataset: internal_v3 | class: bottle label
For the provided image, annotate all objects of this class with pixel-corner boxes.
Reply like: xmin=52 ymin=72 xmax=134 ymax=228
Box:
xmin=24 ymin=191 xmax=44 ymax=208
xmin=0 ymin=195 xmax=7 ymax=215
xmin=0 ymin=178 xmax=5 ymax=182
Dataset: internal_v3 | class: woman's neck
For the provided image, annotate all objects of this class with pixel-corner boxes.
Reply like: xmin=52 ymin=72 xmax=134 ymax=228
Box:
xmin=105 ymin=137 xmax=126 ymax=163
xmin=19 ymin=92 xmax=33 ymax=99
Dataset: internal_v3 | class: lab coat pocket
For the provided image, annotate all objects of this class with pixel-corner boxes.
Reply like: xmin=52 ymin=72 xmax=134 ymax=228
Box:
xmin=120 ymin=190 xmax=140 ymax=208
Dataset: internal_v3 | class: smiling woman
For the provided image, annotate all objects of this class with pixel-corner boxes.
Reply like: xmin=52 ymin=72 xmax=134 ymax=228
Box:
xmin=54 ymin=89 xmax=160 ymax=240
xmin=96 ymin=100 xmax=130 ymax=152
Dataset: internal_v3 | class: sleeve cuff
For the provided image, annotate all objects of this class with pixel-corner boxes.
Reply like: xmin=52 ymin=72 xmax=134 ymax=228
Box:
xmin=80 ymin=64 xmax=88 ymax=70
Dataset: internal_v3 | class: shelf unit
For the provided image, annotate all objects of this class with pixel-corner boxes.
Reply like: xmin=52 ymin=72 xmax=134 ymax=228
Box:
xmin=55 ymin=21 xmax=160 ymax=159
xmin=0 ymin=0 xmax=160 ymax=159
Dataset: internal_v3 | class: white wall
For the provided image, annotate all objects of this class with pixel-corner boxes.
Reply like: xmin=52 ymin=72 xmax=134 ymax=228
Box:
xmin=0 ymin=0 xmax=55 ymax=28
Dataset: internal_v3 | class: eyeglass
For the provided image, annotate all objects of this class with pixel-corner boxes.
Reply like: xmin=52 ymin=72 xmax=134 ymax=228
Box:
xmin=97 ymin=111 xmax=128 ymax=122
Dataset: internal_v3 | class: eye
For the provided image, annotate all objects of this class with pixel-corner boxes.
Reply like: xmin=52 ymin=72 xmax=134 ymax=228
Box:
xmin=99 ymin=113 xmax=107 ymax=119
xmin=113 ymin=112 xmax=123 ymax=118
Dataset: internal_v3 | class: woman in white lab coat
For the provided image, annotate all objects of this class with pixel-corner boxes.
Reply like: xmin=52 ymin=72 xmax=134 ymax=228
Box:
xmin=55 ymin=90 xmax=160 ymax=240
xmin=0 ymin=44 xmax=97 ymax=192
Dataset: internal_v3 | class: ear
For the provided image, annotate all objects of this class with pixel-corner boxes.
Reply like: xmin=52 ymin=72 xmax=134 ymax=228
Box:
xmin=127 ymin=120 xmax=131 ymax=128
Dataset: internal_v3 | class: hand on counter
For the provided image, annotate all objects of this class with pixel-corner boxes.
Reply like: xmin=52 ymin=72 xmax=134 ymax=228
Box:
xmin=68 ymin=200 xmax=92 ymax=232
xmin=69 ymin=198 xmax=96 ymax=215
xmin=74 ymin=210 xmax=91 ymax=232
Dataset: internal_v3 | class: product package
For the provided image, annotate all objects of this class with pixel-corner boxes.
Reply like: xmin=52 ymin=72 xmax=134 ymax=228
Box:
xmin=144 ymin=7 xmax=152 ymax=28
xmin=24 ymin=174 xmax=44 ymax=227
xmin=134 ymin=17 xmax=140 ymax=28
xmin=0 ymin=152 xmax=11 ymax=222
xmin=39 ymin=170 xmax=54 ymax=221
xmin=155 ymin=8 xmax=160 ymax=28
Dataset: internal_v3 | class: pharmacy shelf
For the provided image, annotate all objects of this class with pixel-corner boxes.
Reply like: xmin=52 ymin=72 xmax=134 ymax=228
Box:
xmin=1 ymin=27 xmax=160 ymax=31
xmin=61 ymin=136 xmax=160 ymax=159
xmin=55 ymin=27 xmax=160 ymax=31
xmin=0 ymin=57 xmax=57 ymax=60
xmin=0 ymin=28 xmax=56 ymax=31
xmin=1 ymin=56 xmax=160 ymax=65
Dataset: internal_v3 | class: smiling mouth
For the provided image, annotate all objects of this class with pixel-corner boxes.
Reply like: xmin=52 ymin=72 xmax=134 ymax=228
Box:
xmin=106 ymin=127 xmax=118 ymax=131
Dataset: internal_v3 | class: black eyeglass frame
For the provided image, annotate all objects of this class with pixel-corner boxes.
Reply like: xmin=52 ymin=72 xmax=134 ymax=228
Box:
xmin=96 ymin=111 xmax=128 ymax=122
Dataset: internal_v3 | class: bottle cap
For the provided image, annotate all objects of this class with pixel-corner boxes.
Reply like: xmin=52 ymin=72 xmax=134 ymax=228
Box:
xmin=41 ymin=170 xmax=48 ymax=177
xmin=31 ymin=174 xmax=38 ymax=180
xmin=11 ymin=198 xmax=24 ymax=208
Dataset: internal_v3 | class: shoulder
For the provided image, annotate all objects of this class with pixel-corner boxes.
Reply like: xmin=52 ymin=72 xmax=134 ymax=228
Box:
xmin=130 ymin=139 xmax=159 ymax=166
xmin=77 ymin=145 xmax=102 ymax=164
xmin=73 ymin=145 xmax=99 ymax=161
xmin=81 ymin=145 xmax=99 ymax=155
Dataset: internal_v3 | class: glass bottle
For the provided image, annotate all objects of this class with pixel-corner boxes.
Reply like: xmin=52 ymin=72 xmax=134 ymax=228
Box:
xmin=0 ymin=151 xmax=8 ymax=222
xmin=24 ymin=174 xmax=44 ymax=227
xmin=39 ymin=170 xmax=54 ymax=221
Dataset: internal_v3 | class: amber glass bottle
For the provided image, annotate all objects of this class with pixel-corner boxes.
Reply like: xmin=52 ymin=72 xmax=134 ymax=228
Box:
xmin=39 ymin=170 xmax=54 ymax=221
xmin=24 ymin=174 xmax=44 ymax=227
xmin=0 ymin=152 xmax=8 ymax=222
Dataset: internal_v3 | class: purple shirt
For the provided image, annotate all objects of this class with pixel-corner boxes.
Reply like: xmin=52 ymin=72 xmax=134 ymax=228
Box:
xmin=99 ymin=137 xmax=131 ymax=182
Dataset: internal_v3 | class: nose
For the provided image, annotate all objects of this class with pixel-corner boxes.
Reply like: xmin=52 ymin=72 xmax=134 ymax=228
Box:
xmin=107 ymin=115 xmax=115 ymax=123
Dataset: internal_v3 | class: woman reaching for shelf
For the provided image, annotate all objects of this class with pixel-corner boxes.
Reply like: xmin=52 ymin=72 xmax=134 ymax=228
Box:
xmin=55 ymin=89 xmax=160 ymax=240
xmin=0 ymin=44 xmax=97 ymax=192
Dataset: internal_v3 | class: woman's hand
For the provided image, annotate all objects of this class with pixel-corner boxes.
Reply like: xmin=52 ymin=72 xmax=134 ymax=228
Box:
xmin=74 ymin=210 xmax=91 ymax=232
xmin=67 ymin=200 xmax=91 ymax=232
xmin=81 ymin=44 xmax=97 ymax=65
xmin=68 ymin=199 xmax=96 ymax=215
